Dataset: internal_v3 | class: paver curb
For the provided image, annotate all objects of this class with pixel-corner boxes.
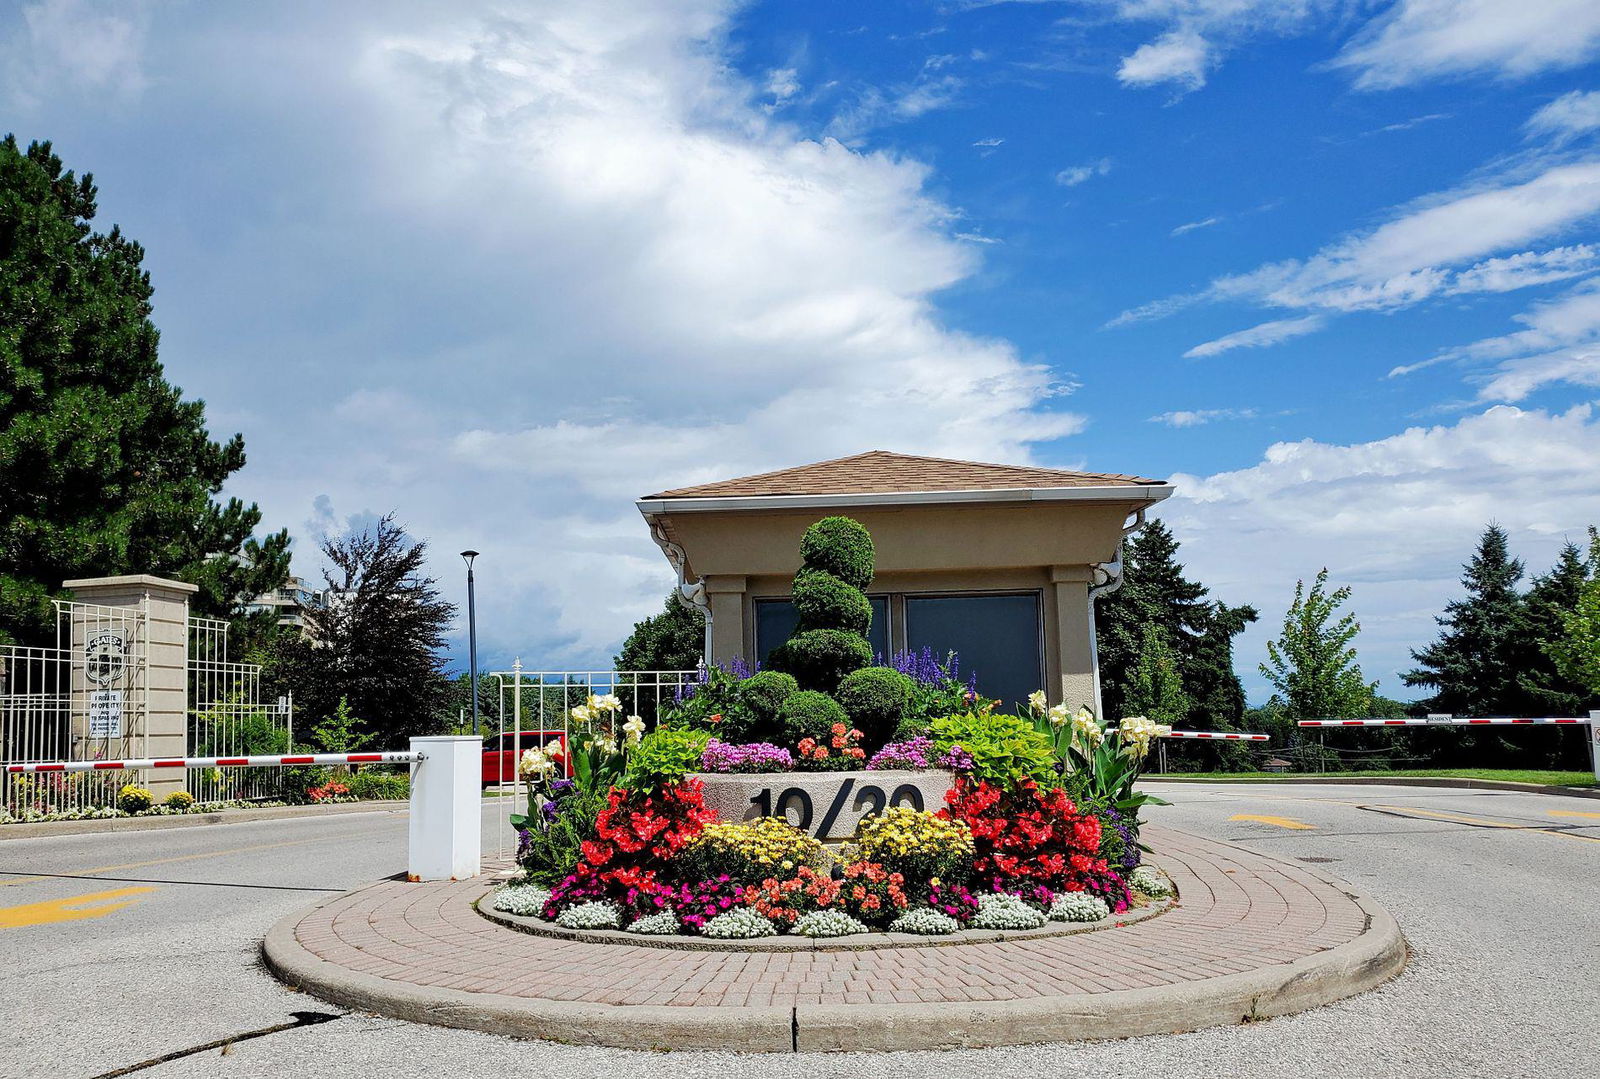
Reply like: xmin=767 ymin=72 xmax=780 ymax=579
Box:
xmin=1143 ymin=775 xmax=1600 ymax=799
xmin=0 ymin=799 xmax=409 ymax=841
xmin=261 ymin=857 xmax=1407 ymax=1052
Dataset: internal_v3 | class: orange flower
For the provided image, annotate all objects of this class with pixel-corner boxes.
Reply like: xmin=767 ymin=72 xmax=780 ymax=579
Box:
xmin=831 ymin=723 xmax=847 ymax=736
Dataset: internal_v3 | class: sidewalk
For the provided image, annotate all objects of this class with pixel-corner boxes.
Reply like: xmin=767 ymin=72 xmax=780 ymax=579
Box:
xmin=264 ymin=824 xmax=1406 ymax=1052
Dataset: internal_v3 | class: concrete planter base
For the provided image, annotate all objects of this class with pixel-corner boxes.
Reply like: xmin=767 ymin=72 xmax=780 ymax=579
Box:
xmin=690 ymin=768 xmax=955 ymax=841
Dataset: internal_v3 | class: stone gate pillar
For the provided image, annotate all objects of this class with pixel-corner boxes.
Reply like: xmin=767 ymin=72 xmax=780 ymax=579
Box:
xmin=63 ymin=575 xmax=198 ymax=800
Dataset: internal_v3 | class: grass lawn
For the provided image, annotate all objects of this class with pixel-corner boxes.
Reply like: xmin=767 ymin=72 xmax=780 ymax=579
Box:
xmin=1148 ymin=768 xmax=1597 ymax=788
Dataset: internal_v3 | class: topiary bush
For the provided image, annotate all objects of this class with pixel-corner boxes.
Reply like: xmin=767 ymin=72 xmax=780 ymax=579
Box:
xmin=769 ymin=517 xmax=876 ymax=693
xmin=733 ymin=670 xmax=798 ymax=742
xmin=798 ymin=517 xmax=875 ymax=590
xmin=792 ymin=569 xmax=872 ymax=635
xmin=836 ymin=666 xmax=913 ymax=750
xmin=779 ymin=690 xmax=850 ymax=748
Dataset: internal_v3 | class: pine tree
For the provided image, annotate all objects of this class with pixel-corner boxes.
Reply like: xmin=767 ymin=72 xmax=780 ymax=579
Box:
xmin=0 ymin=136 xmax=288 ymax=644
xmin=1403 ymin=524 xmax=1530 ymax=715
xmin=1095 ymin=519 xmax=1255 ymax=727
xmin=1520 ymin=539 xmax=1597 ymax=714
xmin=1260 ymin=569 xmax=1373 ymax=720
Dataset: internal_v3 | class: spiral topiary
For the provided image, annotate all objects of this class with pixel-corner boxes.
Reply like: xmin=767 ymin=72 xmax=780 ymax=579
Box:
xmin=836 ymin=665 xmax=914 ymax=751
xmin=770 ymin=517 xmax=876 ymax=693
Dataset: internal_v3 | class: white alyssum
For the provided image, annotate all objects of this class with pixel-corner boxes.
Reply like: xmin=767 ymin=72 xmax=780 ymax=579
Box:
xmin=970 ymin=893 xmax=1047 ymax=931
xmin=491 ymin=883 xmax=552 ymax=918
xmin=1050 ymin=892 xmax=1111 ymax=923
xmin=554 ymin=901 xmax=622 ymax=930
xmin=792 ymin=910 xmax=869 ymax=938
xmin=888 ymin=908 xmax=960 ymax=935
xmin=701 ymin=908 xmax=778 ymax=939
xmin=1131 ymin=865 xmax=1173 ymax=897
xmin=626 ymin=911 xmax=682 ymax=935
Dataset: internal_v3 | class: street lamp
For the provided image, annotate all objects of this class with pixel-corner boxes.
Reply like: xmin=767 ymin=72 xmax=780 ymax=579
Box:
xmin=460 ymin=550 xmax=480 ymax=737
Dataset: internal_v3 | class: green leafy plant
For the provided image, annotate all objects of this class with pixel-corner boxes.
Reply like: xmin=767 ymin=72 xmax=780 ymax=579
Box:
xmin=311 ymin=696 xmax=372 ymax=753
xmin=516 ymin=787 xmax=606 ymax=886
xmin=345 ymin=770 xmax=409 ymax=800
xmin=623 ymin=727 xmax=712 ymax=792
xmin=930 ymin=711 xmax=1058 ymax=790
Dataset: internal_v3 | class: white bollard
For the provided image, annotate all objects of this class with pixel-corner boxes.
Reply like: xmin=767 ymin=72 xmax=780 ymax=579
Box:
xmin=1591 ymin=712 xmax=1600 ymax=784
xmin=407 ymin=735 xmax=481 ymax=882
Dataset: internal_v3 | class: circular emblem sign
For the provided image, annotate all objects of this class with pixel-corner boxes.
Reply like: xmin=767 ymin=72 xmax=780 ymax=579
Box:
xmin=84 ymin=633 xmax=125 ymax=687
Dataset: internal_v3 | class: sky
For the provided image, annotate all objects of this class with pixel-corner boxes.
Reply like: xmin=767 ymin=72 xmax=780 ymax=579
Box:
xmin=4 ymin=0 xmax=1600 ymax=704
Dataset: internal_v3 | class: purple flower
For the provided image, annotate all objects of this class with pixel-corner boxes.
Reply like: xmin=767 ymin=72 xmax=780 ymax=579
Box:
xmin=867 ymin=736 xmax=936 ymax=770
xmin=700 ymin=740 xmax=794 ymax=773
xmin=937 ymin=745 xmax=976 ymax=772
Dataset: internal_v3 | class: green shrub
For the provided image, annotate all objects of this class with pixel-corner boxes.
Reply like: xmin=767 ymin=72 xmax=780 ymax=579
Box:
xmin=117 ymin=785 xmax=153 ymax=814
xmin=162 ymin=790 xmax=195 ymax=810
xmin=771 ymin=629 xmax=873 ymax=692
xmin=517 ymin=788 xmax=605 ymax=885
xmin=662 ymin=665 xmax=758 ymax=734
xmin=280 ymin=764 xmax=334 ymax=805
xmin=734 ymin=670 xmax=798 ymax=742
xmin=792 ymin=570 xmax=872 ymax=635
xmin=346 ymin=770 xmax=410 ymax=800
xmin=798 ymin=517 xmax=875 ymax=591
xmin=625 ymin=727 xmax=713 ymax=791
xmin=836 ymin=666 xmax=913 ymax=749
xmin=892 ymin=713 xmax=934 ymax=741
xmin=779 ymin=690 xmax=850 ymax=748
xmin=930 ymin=712 xmax=1058 ymax=790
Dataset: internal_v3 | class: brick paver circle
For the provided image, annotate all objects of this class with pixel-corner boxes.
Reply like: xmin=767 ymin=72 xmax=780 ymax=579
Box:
xmin=267 ymin=824 xmax=1404 ymax=1050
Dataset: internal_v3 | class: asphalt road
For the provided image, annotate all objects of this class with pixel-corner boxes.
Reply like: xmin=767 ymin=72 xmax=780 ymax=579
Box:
xmin=1 ymin=783 xmax=1596 ymax=1079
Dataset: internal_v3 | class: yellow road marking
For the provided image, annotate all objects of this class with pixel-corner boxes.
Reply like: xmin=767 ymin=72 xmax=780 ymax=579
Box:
xmin=0 ymin=835 xmax=345 ymax=889
xmin=0 ymin=886 xmax=155 ymax=929
xmin=1229 ymin=814 xmax=1315 ymax=830
xmin=1367 ymin=804 xmax=1523 ymax=828
xmin=1548 ymin=809 xmax=1600 ymax=819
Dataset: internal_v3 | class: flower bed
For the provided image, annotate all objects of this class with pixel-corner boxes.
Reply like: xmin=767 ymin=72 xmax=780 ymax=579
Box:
xmin=690 ymin=768 xmax=956 ymax=842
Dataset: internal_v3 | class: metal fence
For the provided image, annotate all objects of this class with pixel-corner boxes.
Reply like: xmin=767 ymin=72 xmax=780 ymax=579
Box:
xmin=185 ymin=617 xmax=289 ymax=803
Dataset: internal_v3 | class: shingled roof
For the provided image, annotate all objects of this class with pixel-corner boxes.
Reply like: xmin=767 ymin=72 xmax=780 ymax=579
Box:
xmin=642 ymin=450 xmax=1164 ymax=500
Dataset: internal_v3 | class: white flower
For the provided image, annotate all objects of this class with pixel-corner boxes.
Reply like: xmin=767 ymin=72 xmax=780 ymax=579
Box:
xmin=792 ymin=910 xmax=869 ymax=938
xmin=1047 ymin=703 xmax=1070 ymax=729
xmin=1118 ymin=716 xmax=1170 ymax=761
xmin=701 ymin=908 xmax=777 ymax=939
xmin=590 ymin=693 xmax=623 ymax=714
xmin=626 ymin=911 xmax=682 ymax=935
xmin=1028 ymin=689 xmax=1048 ymax=714
xmin=491 ymin=883 xmax=552 ymax=918
xmin=594 ymin=735 xmax=618 ymax=755
xmin=888 ymin=908 xmax=960 ymax=935
xmin=555 ymin=901 xmax=622 ymax=930
xmin=569 ymin=704 xmax=593 ymax=724
xmin=970 ymin=893 xmax=1047 ymax=931
xmin=517 ymin=748 xmax=554 ymax=778
xmin=622 ymin=714 xmax=646 ymax=745
xmin=1130 ymin=865 xmax=1173 ymax=898
xmin=1049 ymin=892 xmax=1111 ymax=923
xmin=1071 ymin=707 xmax=1104 ymax=748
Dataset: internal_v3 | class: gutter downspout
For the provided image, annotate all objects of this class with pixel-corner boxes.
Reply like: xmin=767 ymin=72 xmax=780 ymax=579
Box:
xmin=1086 ymin=507 xmax=1147 ymax=719
xmin=647 ymin=518 xmax=713 ymax=667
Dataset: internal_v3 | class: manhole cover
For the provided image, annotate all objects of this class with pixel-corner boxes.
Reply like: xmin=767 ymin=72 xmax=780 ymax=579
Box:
xmin=1296 ymin=856 xmax=1339 ymax=863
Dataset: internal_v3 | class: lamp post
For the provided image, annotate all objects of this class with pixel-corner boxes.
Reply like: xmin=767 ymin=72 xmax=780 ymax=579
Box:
xmin=460 ymin=550 xmax=480 ymax=737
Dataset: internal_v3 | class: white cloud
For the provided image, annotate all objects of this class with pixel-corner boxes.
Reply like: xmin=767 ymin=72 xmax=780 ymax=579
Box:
xmin=1332 ymin=0 xmax=1600 ymax=90
xmin=1167 ymin=403 xmax=1600 ymax=699
xmin=1117 ymin=29 xmax=1210 ymax=90
xmin=1149 ymin=407 xmax=1258 ymax=427
xmin=972 ymin=136 xmax=1004 ymax=148
xmin=3 ymin=0 xmax=150 ymax=106
xmin=1182 ymin=315 xmax=1326 ymax=358
xmin=1171 ymin=215 xmax=1221 ymax=236
xmin=1526 ymin=90 xmax=1600 ymax=145
xmin=1054 ymin=158 xmax=1113 ymax=186
xmin=765 ymin=67 xmax=800 ymax=105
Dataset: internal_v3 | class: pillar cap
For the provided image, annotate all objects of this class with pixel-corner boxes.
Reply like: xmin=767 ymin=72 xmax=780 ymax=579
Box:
xmin=63 ymin=574 xmax=200 ymax=595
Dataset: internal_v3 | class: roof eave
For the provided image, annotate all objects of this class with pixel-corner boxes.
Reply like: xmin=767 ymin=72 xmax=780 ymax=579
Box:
xmin=636 ymin=484 xmax=1175 ymax=517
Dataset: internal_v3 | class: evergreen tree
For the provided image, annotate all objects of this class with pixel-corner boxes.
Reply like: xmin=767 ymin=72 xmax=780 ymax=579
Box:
xmin=1520 ymin=538 xmax=1597 ymax=714
xmin=1549 ymin=528 xmax=1600 ymax=700
xmin=0 ymin=136 xmax=288 ymax=644
xmin=1260 ymin=569 xmax=1374 ymax=720
xmin=614 ymin=592 xmax=704 ymax=672
xmin=1095 ymin=519 xmax=1255 ymax=728
xmin=1403 ymin=524 xmax=1530 ymax=715
xmin=1123 ymin=624 xmax=1191 ymax=724
xmin=263 ymin=515 xmax=453 ymax=743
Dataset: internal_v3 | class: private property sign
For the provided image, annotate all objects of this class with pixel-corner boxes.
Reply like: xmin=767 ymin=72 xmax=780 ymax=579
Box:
xmin=88 ymin=690 xmax=123 ymax=738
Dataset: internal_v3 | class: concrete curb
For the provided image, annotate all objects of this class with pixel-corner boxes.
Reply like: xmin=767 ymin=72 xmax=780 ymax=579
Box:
xmin=0 ymin=799 xmax=409 ymax=841
xmin=261 ymin=864 xmax=1407 ymax=1052
xmin=1144 ymin=775 xmax=1600 ymax=800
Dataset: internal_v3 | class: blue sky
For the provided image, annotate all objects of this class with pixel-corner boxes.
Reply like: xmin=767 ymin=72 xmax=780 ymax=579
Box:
xmin=5 ymin=1 xmax=1600 ymax=704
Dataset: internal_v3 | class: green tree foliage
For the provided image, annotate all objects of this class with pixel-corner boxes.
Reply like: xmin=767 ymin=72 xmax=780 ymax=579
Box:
xmin=1123 ymin=624 xmax=1192 ymax=725
xmin=1404 ymin=525 xmax=1532 ymax=716
xmin=614 ymin=592 xmax=704 ymax=672
xmin=1549 ymin=528 xmax=1600 ymax=699
xmin=310 ymin=696 xmax=372 ymax=753
xmin=1260 ymin=569 xmax=1374 ymax=720
xmin=0 ymin=137 xmax=289 ymax=645
xmin=1094 ymin=520 xmax=1257 ymax=729
xmin=263 ymin=515 xmax=453 ymax=743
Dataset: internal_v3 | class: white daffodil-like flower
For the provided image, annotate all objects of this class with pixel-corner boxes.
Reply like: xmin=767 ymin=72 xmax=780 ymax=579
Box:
xmin=621 ymin=714 xmax=646 ymax=745
xmin=546 ymin=739 xmax=566 ymax=760
xmin=590 ymin=693 xmax=623 ymax=714
xmin=1118 ymin=715 xmax=1170 ymax=761
xmin=1071 ymin=707 xmax=1103 ymax=747
xmin=569 ymin=704 xmax=593 ymax=724
xmin=594 ymin=735 xmax=618 ymax=755
xmin=1027 ymin=689 xmax=1048 ymax=714
xmin=1047 ymin=703 xmax=1070 ymax=729
xmin=517 ymin=747 xmax=554 ymax=778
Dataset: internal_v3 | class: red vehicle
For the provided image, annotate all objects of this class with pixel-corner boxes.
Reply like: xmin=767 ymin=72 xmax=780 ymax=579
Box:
xmin=481 ymin=730 xmax=569 ymax=786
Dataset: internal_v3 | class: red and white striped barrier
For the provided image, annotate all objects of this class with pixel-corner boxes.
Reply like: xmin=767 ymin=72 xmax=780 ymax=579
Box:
xmin=1297 ymin=717 xmax=1591 ymax=728
xmin=4 ymin=751 xmax=420 ymax=775
xmin=1161 ymin=729 xmax=1269 ymax=741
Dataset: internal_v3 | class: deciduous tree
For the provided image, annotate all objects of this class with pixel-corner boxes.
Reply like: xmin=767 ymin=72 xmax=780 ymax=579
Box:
xmin=1260 ymin=568 xmax=1374 ymax=720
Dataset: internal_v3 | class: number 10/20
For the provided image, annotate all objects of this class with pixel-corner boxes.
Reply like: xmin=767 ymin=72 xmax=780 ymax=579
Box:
xmin=748 ymin=776 xmax=926 ymax=837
